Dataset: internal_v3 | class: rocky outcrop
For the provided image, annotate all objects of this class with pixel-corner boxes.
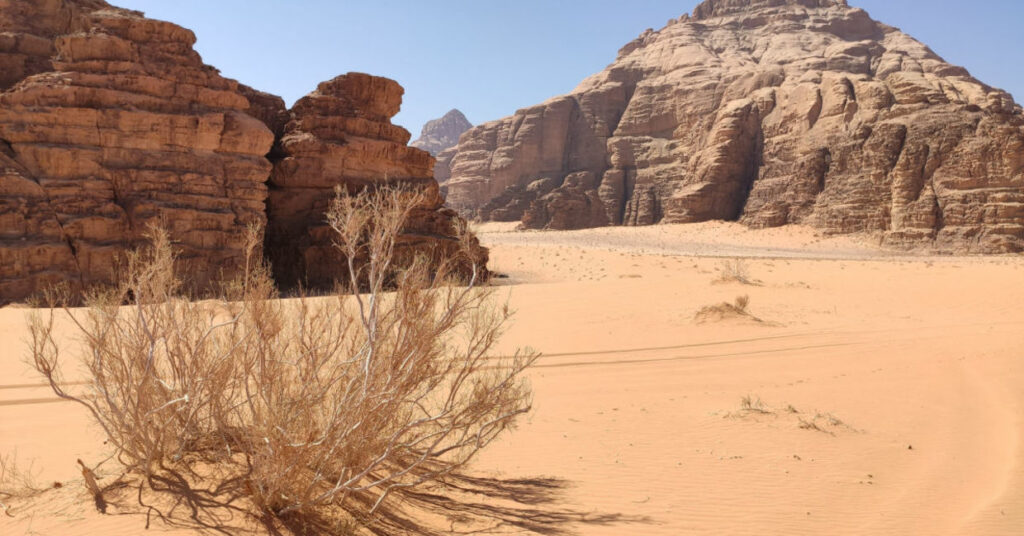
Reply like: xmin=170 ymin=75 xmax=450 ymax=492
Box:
xmin=0 ymin=1 xmax=478 ymax=303
xmin=445 ymin=0 xmax=1024 ymax=252
xmin=0 ymin=0 xmax=107 ymax=90
xmin=266 ymin=74 xmax=484 ymax=289
xmin=411 ymin=108 xmax=472 ymax=156
xmin=0 ymin=1 xmax=274 ymax=300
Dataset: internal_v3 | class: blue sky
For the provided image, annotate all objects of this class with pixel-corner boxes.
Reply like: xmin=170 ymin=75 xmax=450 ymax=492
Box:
xmin=113 ymin=1 xmax=1024 ymax=137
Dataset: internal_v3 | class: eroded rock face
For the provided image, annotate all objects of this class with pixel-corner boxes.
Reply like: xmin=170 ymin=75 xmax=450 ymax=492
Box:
xmin=445 ymin=0 xmax=1024 ymax=252
xmin=266 ymin=74 xmax=484 ymax=289
xmin=0 ymin=1 xmax=274 ymax=301
xmin=0 ymin=2 xmax=477 ymax=303
xmin=0 ymin=0 xmax=108 ymax=90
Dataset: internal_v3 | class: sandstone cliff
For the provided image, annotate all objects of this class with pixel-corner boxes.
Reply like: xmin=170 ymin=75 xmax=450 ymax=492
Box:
xmin=443 ymin=0 xmax=1024 ymax=253
xmin=265 ymin=75 xmax=483 ymax=289
xmin=0 ymin=0 xmax=478 ymax=303
xmin=0 ymin=1 xmax=274 ymax=300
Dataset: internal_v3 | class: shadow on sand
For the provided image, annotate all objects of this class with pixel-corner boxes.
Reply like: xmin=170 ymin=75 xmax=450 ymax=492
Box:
xmin=92 ymin=468 xmax=652 ymax=535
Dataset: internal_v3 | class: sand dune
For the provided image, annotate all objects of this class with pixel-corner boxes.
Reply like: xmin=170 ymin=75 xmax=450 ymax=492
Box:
xmin=2 ymin=222 xmax=1022 ymax=534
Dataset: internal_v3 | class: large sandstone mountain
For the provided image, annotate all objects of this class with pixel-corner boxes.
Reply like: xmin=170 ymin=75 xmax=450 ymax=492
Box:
xmin=443 ymin=0 xmax=1024 ymax=253
xmin=0 ymin=0 xmax=477 ymax=303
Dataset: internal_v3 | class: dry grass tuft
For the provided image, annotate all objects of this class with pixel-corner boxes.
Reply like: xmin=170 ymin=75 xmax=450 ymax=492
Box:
xmin=694 ymin=295 xmax=761 ymax=324
xmin=0 ymin=453 xmax=43 ymax=517
xmin=798 ymin=412 xmax=856 ymax=436
xmin=713 ymin=259 xmax=761 ymax=286
xmin=798 ymin=417 xmax=833 ymax=435
xmin=724 ymin=394 xmax=777 ymax=419
xmin=739 ymin=395 xmax=773 ymax=415
xmin=27 ymin=186 xmax=541 ymax=533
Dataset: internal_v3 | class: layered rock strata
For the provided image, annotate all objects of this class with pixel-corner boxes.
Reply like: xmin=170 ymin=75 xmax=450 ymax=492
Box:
xmin=0 ymin=1 xmax=274 ymax=300
xmin=0 ymin=0 xmax=478 ymax=302
xmin=265 ymin=74 xmax=484 ymax=289
xmin=444 ymin=0 xmax=1024 ymax=253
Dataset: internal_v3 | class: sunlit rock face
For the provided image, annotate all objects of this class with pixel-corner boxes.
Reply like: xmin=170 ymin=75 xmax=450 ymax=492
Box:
xmin=0 ymin=1 xmax=274 ymax=300
xmin=265 ymin=74 xmax=484 ymax=289
xmin=444 ymin=0 xmax=1024 ymax=253
xmin=0 ymin=1 xmax=479 ymax=303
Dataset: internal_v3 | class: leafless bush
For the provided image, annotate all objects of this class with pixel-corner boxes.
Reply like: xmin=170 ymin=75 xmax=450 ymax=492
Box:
xmin=694 ymin=295 xmax=760 ymax=324
xmin=0 ymin=453 xmax=42 ymax=517
xmin=713 ymin=259 xmax=760 ymax=286
xmin=29 ymin=186 xmax=536 ymax=531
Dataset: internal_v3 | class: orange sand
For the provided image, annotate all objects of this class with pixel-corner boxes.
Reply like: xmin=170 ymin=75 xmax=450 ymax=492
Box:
xmin=2 ymin=222 xmax=1022 ymax=535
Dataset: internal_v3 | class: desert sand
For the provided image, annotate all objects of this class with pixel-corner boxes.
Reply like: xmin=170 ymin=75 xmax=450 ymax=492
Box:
xmin=2 ymin=222 xmax=1023 ymax=535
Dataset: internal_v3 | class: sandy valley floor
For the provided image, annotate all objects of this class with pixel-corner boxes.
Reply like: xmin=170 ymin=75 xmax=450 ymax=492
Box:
xmin=2 ymin=222 xmax=1023 ymax=535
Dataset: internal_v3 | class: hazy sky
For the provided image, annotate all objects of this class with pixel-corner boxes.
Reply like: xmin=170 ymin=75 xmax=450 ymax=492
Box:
xmin=112 ymin=0 xmax=1024 ymax=137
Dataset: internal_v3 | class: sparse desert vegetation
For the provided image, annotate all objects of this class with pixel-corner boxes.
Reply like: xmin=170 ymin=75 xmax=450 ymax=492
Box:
xmin=26 ymin=188 xmax=538 ymax=533
xmin=4 ymin=217 xmax=1024 ymax=535
xmin=0 ymin=454 xmax=41 ymax=517
xmin=1 ymin=0 xmax=1023 ymax=534
xmin=694 ymin=295 xmax=762 ymax=324
xmin=713 ymin=259 xmax=761 ymax=286
xmin=725 ymin=396 xmax=854 ymax=436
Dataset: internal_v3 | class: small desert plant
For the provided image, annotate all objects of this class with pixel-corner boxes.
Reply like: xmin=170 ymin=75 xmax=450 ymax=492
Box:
xmin=29 ymin=186 xmax=536 ymax=530
xmin=0 ymin=453 xmax=42 ymax=516
xmin=739 ymin=394 xmax=772 ymax=415
xmin=714 ymin=259 xmax=759 ymax=286
xmin=797 ymin=413 xmax=853 ymax=436
xmin=798 ymin=417 xmax=831 ymax=435
xmin=694 ymin=295 xmax=758 ymax=324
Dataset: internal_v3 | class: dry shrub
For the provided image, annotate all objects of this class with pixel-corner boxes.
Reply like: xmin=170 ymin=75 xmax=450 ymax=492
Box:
xmin=28 ymin=186 xmax=537 ymax=531
xmin=739 ymin=394 xmax=772 ymax=415
xmin=0 ymin=453 xmax=42 ymax=517
xmin=798 ymin=412 xmax=855 ymax=436
xmin=713 ymin=259 xmax=760 ymax=286
xmin=694 ymin=295 xmax=760 ymax=324
xmin=723 ymin=394 xmax=775 ymax=419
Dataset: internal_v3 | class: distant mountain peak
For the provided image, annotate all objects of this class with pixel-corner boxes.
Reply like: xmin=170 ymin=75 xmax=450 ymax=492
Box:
xmin=692 ymin=0 xmax=848 ymax=20
xmin=411 ymin=109 xmax=472 ymax=156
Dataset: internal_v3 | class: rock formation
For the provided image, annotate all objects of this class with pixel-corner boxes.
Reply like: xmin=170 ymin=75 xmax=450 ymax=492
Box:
xmin=443 ymin=0 xmax=1024 ymax=253
xmin=0 ymin=0 xmax=478 ymax=303
xmin=411 ymin=108 xmax=472 ymax=156
xmin=265 ymin=74 xmax=482 ymax=289
xmin=411 ymin=109 xmax=473 ymax=197
xmin=0 ymin=1 xmax=274 ymax=300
